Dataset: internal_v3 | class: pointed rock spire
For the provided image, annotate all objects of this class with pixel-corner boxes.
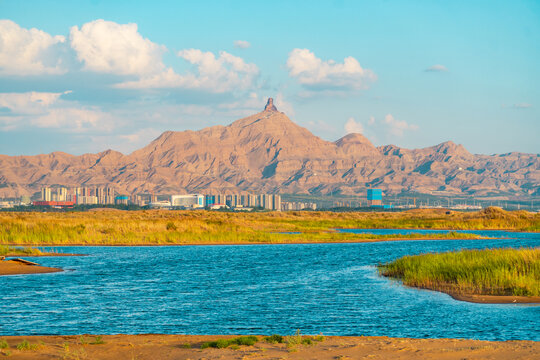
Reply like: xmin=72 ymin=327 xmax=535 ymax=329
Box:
xmin=264 ymin=97 xmax=278 ymax=112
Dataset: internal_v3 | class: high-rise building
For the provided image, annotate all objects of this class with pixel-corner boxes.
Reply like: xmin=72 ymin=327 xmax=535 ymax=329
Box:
xmin=57 ymin=187 xmax=67 ymax=201
xmin=41 ymin=187 xmax=51 ymax=201
xmin=367 ymin=189 xmax=383 ymax=206
xmin=272 ymin=194 xmax=281 ymax=211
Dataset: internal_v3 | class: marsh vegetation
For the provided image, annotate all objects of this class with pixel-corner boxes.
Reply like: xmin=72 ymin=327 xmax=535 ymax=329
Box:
xmin=0 ymin=207 xmax=536 ymax=246
xmin=379 ymin=247 xmax=540 ymax=296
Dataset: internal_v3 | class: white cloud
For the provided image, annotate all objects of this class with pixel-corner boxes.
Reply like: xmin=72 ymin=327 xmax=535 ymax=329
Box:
xmin=0 ymin=91 xmax=111 ymax=132
xmin=118 ymin=128 xmax=162 ymax=146
xmin=286 ymin=48 xmax=376 ymax=91
xmin=513 ymin=103 xmax=532 ymax=109
xmin=32 ymin=108 xmax=111 ymax=132
xmin=177 ymin=49 xmax=259 ymax=91
xmin=0 ymin=20 xmax=67 ymax=75
xmin=384 ymin=114 xmax=418 ymax=137
xmin=234 ymin=40 xmax=251 ymax=49
xmin=344 ymin=117 xmax=364 ymax=134
xmin=425 ymin=64 xmax=448 ymax=72
xmin=0 ymin=91 xmax=67 ymax=114
xmin=116 ymin=49 xmax=259 ymax=92
xmin=70 ymin=19 xmax=166 ymax=75
xmin=368 ymin=116 xmax=375 ymax=125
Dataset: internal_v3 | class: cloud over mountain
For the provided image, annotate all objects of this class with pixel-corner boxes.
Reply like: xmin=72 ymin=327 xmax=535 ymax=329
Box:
xmin=70 ymin=19 xmax=166 ymax=76
xmin=0 ymin=20 xmax=67 ymax=75
xmin=286 ymin=48 xmax=376 ymax=91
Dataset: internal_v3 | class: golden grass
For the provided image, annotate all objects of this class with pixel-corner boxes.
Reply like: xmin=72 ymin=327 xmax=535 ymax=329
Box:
xmin=0 ymin=207 xmax=537 ymax=246
xmin=379 ymin=247 xmax=540 ymax=296
xmin=0 ymin=245 xmax=44 ymax=256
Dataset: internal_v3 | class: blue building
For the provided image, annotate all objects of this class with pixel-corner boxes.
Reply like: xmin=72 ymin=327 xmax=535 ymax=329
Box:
xmin=367 ymin=189 xmax=383 ymax=206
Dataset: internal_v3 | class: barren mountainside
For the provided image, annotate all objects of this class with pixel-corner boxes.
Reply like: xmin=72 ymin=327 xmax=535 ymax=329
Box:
xmin=0 ymin=98 xmax=538 ymax=199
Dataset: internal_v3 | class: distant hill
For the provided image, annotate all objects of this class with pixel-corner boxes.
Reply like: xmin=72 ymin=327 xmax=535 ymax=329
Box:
xmin=0 ymin=98 xmax=538 ymax=199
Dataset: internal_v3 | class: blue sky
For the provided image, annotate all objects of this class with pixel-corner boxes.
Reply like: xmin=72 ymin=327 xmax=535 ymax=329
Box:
xmin=0 ymin=0 xmax=538 ymax=155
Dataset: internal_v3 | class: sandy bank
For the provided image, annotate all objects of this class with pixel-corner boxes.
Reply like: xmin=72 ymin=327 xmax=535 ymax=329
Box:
xmin=0 ymin=260 xmax=62 ymax=276
xmin=0 ymin=334 xmax=537 ymax=360
xmin=449 ymin=293 xmax=540 ymax=304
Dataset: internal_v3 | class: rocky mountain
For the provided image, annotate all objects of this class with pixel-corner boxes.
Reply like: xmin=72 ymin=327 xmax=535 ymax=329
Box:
xmin=0 ymin=98 xmax=538 ymax=199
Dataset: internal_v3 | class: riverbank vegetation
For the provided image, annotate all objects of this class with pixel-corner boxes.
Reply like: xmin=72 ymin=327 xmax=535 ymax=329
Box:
xmin=0 ymin=207 xmax=537 ymax=245
xmin=379 ymin=247 xmax=540 ymax=296
xmin=0 ymin=245 xmax=45 ymax=256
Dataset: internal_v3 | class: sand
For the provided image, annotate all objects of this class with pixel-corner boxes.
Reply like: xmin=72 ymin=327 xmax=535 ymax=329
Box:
xmin=0 ymin=260 xmax=62 ymax=276
xmin=450 ymin=293 xmax=540 ymax=304
xmin=0 ymin=334 xmax=537 ymax=360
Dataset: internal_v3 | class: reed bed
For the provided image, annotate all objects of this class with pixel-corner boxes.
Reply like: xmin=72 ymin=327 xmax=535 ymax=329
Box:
xmin=379 ymin=247 xmax=540 ymax=296
xmin=0 ymin=207 xmax=537 ymax=245
xmin=0 ymin=245 xmax=44 ymax=256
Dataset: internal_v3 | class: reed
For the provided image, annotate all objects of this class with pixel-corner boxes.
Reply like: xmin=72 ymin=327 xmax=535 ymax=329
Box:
xmin=379 ymin=247 xmax=540 ymax=296
xmin=0 ymin=245 xmax=44 ymax=256
xmin=0 ymin=207 xmax=536 ymax=246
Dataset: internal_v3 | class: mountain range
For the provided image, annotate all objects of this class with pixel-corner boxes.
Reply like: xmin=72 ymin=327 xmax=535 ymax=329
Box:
xmin=0 ymin=98 xmax=538 ymax=199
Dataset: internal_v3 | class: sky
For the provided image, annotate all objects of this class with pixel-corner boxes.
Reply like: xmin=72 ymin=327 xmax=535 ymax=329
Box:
xmin=0 ymin=0 xmax=538 ymax=156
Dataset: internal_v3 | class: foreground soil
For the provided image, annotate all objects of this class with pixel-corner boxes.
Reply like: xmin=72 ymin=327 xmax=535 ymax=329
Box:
xmin=0 ymin=335 xmax=538 ymax=360
xmin=0 ymin=260 xmax=62 ymax=276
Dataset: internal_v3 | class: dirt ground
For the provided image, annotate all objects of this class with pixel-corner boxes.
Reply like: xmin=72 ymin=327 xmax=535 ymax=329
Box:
xmin=0 ymin=334 xmax=538 ymax=360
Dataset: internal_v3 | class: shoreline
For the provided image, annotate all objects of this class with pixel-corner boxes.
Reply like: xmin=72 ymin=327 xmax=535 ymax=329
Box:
xmin=0 ymin=259 xmax=63 ymax=276
xmin=411 ymin=285 xmax=540 ymax=304
xmin=1 ymin=236 xmax=498 ymax=247
xmin=0 ymin=334 xmax=537 ymax=359
xmin=3 ymin=252 xmax=83 ymax=257
xmin=449 ymin=293 xmax=540 ymax=304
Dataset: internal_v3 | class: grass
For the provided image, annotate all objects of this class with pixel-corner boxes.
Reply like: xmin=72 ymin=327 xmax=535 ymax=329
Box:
xmin=16 ymin=340 xmax=41 ymax=351
xmin=0 ymin=245 xmax=45 ymax=256
xmin=1 ymin=207 xmax=536 ymax=246
xmin=264 ymin=334 xmax=284 ymax=344
xmin=0 ymin=339 xmax=8 ymax=349
xmin=90 ymin=336 xmax=105 ymax=345
xmin=200 ymin=336 xmax=258 ymax=349
xmin=378 ymin=247 xmax=540 ymax=296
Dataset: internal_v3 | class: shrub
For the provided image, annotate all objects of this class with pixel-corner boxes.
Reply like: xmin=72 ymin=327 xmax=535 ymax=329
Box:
xmin=264 ymin=334 xmax=284 ymax=343
xmin=201 ymin=336 xmax=258 ymax=349
xmin=0 ymin=339 xmax=8 ymax=349
xmin=90 ymin=336 xmax=105 ymax=345
xmin=285 ymin=330 xmax=303 ymax=347
xmin=16 ymin=340 xmax=39 ymax=351
xmin=166 ymin=222 xmax=177 ymax=231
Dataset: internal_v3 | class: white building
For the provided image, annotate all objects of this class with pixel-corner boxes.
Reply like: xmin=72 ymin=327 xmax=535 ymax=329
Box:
xmin=170 ymin=194 xmax=205 ymax=208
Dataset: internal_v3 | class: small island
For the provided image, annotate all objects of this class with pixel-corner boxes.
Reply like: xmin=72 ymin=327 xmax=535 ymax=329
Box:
xmin=378 ymin=247 xmax=540 ymax=304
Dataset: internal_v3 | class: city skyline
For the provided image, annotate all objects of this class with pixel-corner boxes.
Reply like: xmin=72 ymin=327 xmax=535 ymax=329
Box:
xmin=0 ymin=0 xmax=538 ymax=156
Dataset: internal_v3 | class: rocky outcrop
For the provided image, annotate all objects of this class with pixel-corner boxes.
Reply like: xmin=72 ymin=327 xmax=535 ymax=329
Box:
xmin=0 ymin=99 xmax=538 ymax=199
xmin=263 ymin=97 xmax=278 ymax=112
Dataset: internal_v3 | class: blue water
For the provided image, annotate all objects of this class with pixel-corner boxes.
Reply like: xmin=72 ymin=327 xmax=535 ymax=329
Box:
xmin=1 ymin=232 xmax=539 ymax=341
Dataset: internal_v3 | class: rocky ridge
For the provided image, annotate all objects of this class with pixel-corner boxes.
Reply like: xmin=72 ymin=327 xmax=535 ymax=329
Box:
xmin=0 ymin=98 xmax=538 ymax=199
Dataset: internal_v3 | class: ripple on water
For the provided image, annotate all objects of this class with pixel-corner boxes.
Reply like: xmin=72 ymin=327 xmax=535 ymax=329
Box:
xmin=0 ymin=233 xmax=539 ymax=340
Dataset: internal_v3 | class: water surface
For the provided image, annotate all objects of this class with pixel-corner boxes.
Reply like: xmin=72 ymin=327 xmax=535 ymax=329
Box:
xmin=1 ymin=231 xmax=539 ymax=340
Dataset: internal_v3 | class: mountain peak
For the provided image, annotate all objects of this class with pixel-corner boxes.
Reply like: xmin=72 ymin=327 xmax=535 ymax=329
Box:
xmin=264 ymin=97 xmax=278 ymax=112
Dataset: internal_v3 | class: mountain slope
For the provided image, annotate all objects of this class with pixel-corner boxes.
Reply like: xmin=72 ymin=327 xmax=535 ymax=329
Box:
xmin=0 ymin=98 xmax=538 ymax=199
